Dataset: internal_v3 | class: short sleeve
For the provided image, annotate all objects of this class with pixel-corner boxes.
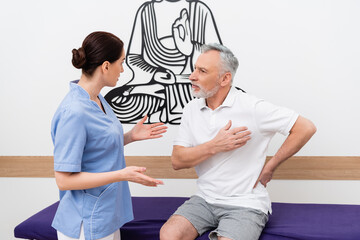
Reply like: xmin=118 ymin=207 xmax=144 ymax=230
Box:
xmin=254 ymin=100 xmax=299 ymax=136
xmin=173 ymin=105 xmax=194 ymax=147
xmin=51 ymin=108 xmax=86 ymax=172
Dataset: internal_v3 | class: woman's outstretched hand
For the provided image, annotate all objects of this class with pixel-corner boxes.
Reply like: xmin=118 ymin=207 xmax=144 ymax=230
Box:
xmin=122 ymin=166 xmax=164 ymax=187
xmin=126 ymin=115 xmax=167 ymax=144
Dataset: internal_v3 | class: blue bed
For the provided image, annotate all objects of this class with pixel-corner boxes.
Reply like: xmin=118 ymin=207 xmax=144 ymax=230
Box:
xmin=14 ymin=197 xmax=360 ymax=240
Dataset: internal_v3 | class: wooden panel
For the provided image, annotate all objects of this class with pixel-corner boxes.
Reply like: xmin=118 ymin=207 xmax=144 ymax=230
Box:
xmin=271 ymin=156 xmax=360 ymax=180
xmin=0 ymin=156 xmax=359 ymax=180
xmin=125 ymin=156 xmax=196 ymax=179
xmin=0 ymin=156 xmax=54 ymax=178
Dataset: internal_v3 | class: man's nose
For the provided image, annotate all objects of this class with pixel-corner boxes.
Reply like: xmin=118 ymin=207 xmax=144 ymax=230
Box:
xmin=189 ymin=71 xmax=196 ymax=81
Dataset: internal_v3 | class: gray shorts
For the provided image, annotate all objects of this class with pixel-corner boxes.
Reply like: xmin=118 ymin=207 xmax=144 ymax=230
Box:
xmin=174 ymin=195 xmax=268 ymax=240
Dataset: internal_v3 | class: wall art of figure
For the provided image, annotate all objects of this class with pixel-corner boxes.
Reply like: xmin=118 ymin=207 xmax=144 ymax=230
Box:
xmin=105 ymin=0 xmax=222 ymax=124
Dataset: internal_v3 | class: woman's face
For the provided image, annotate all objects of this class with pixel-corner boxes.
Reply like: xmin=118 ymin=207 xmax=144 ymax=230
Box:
xmin=106 ymin=50 xmax=125 ymax=87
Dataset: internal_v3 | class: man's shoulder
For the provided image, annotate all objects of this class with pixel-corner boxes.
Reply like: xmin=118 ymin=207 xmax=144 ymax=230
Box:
xmin=232 ymin=87 xmax=263 ymax=106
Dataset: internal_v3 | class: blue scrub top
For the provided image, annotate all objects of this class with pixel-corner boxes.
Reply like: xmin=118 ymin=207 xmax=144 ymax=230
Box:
xmin=51 ymin=81 xmax=133 ymax=240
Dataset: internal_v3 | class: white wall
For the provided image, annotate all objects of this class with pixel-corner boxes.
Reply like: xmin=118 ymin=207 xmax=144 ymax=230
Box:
xmin=1 ymin=0 xmax=360 ymax=239
xmin=1 ymin=0 xmax=360 ymax=156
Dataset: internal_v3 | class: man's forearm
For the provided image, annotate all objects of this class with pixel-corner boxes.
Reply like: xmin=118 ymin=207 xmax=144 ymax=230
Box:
xmin=266 ymin=116 xmax=316 ymax=172
xmin=254 ymin=116 xmax=316 ymax=187
xmin=172 ymin=122 xmax=251 ymax=170
xmin=171 ymin=142 xmax=216 ymax=170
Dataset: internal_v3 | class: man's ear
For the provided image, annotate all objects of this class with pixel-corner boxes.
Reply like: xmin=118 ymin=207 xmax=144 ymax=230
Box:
xmin=220 ymin=72 xmax=232 ymax=87
xmin=101 ymin=61 xmax=110 ymax=73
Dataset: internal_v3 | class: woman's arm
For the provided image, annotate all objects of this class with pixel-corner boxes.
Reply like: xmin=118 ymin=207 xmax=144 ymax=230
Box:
xmin=55 ymin=166 xmax=163 ymax=191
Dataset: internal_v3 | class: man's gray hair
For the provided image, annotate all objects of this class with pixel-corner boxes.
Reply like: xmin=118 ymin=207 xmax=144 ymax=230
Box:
xmin=201 ymin=43 xmax=239 ymax=80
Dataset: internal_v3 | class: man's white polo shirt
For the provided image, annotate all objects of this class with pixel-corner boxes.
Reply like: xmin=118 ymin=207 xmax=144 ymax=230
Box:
xmin=174 ymin=86 xmax=299 ymax=214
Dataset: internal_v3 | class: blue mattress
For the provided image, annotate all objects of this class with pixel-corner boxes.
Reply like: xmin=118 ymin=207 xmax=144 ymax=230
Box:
xmin=14 ymin=197 xmax=360 ymax=240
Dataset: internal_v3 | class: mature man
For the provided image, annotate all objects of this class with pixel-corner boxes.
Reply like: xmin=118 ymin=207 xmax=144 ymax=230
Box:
xmin=160 ymin=43 xmax=316 ymax=240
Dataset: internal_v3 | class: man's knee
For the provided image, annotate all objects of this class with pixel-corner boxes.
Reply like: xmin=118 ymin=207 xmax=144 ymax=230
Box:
xmin=160 ymin=215 xmax=198 ymax=240
xmin=160 ymin=221 xmax=174 ymax=240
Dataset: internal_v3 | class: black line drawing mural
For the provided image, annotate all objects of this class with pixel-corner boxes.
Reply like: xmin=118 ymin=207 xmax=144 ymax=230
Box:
xmin=105 ymin=0 xmax=222 ymax=124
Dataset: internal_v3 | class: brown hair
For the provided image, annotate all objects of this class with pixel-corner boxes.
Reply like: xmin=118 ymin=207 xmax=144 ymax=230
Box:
xmin=72 ymin=31 xmax=124 ymax=76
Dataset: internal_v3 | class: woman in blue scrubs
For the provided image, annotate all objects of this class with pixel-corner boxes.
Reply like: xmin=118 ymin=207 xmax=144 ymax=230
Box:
xmin=51 ymin=31 xmax=166 ymax=240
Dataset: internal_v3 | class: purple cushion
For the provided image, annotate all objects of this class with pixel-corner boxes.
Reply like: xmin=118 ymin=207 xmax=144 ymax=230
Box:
xmin=14 ymin=197 xmax=360 ymax=240
xmin=260 ymin=202 xmax=360 ymax=240
xmin=14 ymin=202 xmax=58 ymax=240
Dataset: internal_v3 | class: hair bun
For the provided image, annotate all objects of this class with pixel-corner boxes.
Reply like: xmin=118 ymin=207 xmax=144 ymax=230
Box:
xmin=72 ymin=47 xmax=86 ymax=69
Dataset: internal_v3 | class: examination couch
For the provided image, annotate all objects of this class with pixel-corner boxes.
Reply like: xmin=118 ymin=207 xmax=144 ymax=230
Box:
xmin=14 ymin=196 xmax=360 ymax=240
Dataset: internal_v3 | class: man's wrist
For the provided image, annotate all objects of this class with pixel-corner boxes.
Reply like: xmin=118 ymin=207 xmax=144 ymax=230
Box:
xmin=206 ymin=140 xmax=217 ymax=156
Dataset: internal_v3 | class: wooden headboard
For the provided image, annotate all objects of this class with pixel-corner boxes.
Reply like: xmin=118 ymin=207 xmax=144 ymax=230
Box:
xmin=0 ymin=156 xmax=359 ymax=180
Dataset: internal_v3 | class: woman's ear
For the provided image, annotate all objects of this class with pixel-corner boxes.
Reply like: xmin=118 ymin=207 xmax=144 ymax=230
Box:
xmin=101 ymin=61 xmax=110 ymax=73
xmin=220 ymin=72 xmax=232 ymax=87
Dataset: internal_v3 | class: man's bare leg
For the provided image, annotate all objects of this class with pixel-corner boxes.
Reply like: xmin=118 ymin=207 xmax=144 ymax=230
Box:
xmin=160 ymin=215 xmax=199 ymax=240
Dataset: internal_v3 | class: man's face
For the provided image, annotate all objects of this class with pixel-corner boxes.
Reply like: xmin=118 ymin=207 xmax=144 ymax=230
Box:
xmin=189 ymin=50 xmax=221 ymax=98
